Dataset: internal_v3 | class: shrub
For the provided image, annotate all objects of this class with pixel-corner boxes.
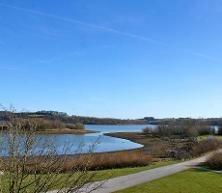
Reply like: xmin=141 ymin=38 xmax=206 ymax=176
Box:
xmin=149 ymin=142 xmax=169 ymax=158
xmin=66 ymin=123 xmax=84 ymax=130
xmin=144 ymin=120 xmax=208 ymax=140
xmin=33 ymin=118 xmax=65 ymax=130
xmin=0 ymin=109 xmax=98 ymax=193
xmin=197 ymin=125 xmax=211 ymax=135
xmin=205 ymin=152 xmax=222 ymax=170
xmin=191 ymin=139 xmax=222 ymax=157
xmin=33 ymin=119 xmax=84 ymax=131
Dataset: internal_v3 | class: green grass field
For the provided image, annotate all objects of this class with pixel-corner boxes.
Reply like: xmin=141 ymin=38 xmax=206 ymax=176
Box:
xmin=92 ymin=160 xmax=180 ymax=181
xmin=197 ymin=135 xmax=222 ymax=142
xmin=0 ymin=160 xmax=179 ymax=192
xmin=115 ymin=169 xmax=222 ymax=193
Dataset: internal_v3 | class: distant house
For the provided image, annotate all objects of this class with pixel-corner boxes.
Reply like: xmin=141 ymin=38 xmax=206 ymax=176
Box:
xmin=144 ymin=117 xmax=155 ymax=122
xmin=209 ymin=125 xmax=220 ymax=134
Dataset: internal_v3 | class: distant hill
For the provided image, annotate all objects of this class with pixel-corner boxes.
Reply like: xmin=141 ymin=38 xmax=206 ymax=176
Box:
xmin=1 ymin=110 xmax=222 ymax=127
xmin=0 ymin=110 xmax=148 ymax=125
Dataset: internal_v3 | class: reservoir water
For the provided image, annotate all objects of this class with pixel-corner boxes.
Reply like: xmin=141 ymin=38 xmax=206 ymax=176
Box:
xmin=0 ymin=124 xmax=153 ymax=155
xmin=42 ymin=124 xmax=152 ymax=154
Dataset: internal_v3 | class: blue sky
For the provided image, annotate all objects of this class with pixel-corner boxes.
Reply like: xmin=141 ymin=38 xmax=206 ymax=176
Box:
xmin=0 ymin=0 xmax=222 ymax=118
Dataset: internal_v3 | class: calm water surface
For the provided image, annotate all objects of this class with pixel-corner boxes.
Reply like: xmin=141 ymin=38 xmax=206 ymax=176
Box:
xmin=0 ymin=124 xmax=155 ymax=155
xmin=47 ymin=124 xmax=153 ymax=154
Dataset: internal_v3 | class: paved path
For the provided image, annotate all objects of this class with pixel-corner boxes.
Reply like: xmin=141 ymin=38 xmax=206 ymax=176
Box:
xmin=49 ymin=150 xmax=221 ymax=193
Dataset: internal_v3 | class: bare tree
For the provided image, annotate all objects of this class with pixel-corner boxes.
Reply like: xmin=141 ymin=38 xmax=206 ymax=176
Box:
xmin=0 ymin=108 xmax=100 ymax=193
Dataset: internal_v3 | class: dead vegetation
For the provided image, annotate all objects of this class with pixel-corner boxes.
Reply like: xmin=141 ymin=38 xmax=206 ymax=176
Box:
xmin=204 ymin=152 xmax=222 ymax=170
xmin=0 ymin=109 xmax=99 ymax=193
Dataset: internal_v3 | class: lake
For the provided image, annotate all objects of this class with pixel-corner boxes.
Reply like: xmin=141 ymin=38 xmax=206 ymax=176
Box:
xmin=41 ymin=124 xmax=153 ymax=154
xmin=0 ymin=124 xmax=153 ymax=155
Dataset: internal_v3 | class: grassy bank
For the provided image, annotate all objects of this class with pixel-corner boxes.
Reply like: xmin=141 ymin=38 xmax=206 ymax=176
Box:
xmin=115 ymin=169 xmax=222 ymax=193
xmin=105 ymin=132 xmax=170 ymax=156
xmin=106 ymin=132 xmax=189 ymax=159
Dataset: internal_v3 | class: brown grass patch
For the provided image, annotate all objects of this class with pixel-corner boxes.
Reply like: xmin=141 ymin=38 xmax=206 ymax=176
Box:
xmin=64 ymin=150 xmax=152 ymax=171
xmin=0 ymin=150 xmax=152 ymax=174
xmin=38 ymin=128 xmax=93 ymax=134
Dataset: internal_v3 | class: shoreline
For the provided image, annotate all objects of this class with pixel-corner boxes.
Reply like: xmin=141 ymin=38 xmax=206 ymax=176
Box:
xmin=104 ymin=132 xmax=172 ymax=156
xmin=105 ymin=132 xmax=148 ymax=150
xmin=36 ymin=128 xmax=95 ymax=135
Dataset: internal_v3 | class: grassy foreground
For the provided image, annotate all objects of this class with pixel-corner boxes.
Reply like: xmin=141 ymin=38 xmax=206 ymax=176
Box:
xmin=115 ymin=169 xmax=222 ymax=193
xmin=0 ymin=160 xmax=179 ymax=192
xmin=92 ymin=159 xmax=180 ymax=181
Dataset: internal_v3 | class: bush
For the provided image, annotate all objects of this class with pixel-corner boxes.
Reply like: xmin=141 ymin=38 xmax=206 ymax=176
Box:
xmin=66 ymin=123 xmax=84 ymax=130
xmin=144 ymin=120 xmax=208 ymax=140
xmin=197 ymin=125 xmax=211 ymax=135
xmin=149 ymin=142 xmax=169 ymax=158
xmin=34 ymin=118 xmax=65 ymax=130
xmin=0 ymin=110 xmax=97 ymax=193
xmin=205 ymin=152 xmax=222 ymax=170
xmin=191 ymin=139 xmax=222 ymax=157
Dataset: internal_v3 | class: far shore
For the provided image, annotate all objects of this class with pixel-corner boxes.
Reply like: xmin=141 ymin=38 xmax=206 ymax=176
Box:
xmin=37 ymin=128 xmax=95 ymax=135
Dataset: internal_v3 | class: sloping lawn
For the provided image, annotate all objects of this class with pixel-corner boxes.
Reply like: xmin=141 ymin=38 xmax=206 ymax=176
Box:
xmin=116 ymin=169 xmax=222 ymax=193
xmin=93 ymin=160 xmax=180 ymax=181
xmin=197 ymin=135 xmax=222 ymax=142
xmin=0 ymin=160 xmax=179 ymax=192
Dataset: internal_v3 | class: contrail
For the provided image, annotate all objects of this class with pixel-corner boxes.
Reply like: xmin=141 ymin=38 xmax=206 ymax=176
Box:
xmin=0 ymin=2 xmax=221 ymax=64
xmin=0 ymin=2 xmax=164 ymax=45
